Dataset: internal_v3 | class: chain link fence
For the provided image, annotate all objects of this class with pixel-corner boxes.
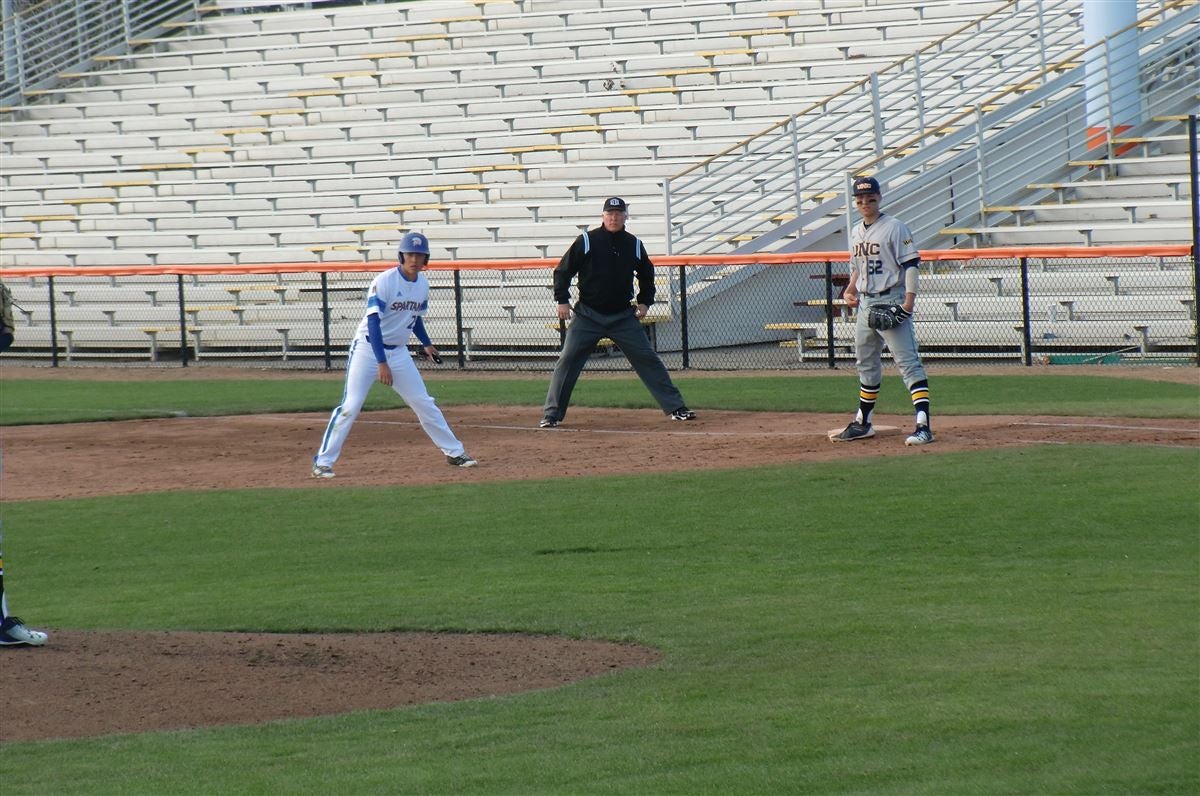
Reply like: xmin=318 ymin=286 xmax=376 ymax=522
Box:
xmin=3 ymin=250 xmax=1196 ymax=370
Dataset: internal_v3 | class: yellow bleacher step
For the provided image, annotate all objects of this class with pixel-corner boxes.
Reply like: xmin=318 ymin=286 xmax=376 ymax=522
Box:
xmin=734 ymin=28 xmax=789 ymax=38
xmin=658 ymin=67 xmax=718 ymax=77
xmin=622 ymin=87 xmax=678 ymax=96
xmin=347 ymin=224 xmax=406 ymax=232
xmin=464 ymin=164 xmax=528 ymax=173
xmin=543 ymin=125 xmax=604 ymax=134
xmin=395 ymin=33 xmax=450 ymax=43
xmin=506 ymin=144 xmax=564 ymax=153
xmin=386 ymin=203 xmax=449 ymax=213
xmin=582 ymin=106 xmax=641 ymax=115
xmin=289 ymin=89 xmax=343 ymax=98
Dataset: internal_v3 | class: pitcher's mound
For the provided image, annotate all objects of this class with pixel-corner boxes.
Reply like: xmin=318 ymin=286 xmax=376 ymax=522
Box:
xmin=0 ymin=629 xmax=661 ymax=742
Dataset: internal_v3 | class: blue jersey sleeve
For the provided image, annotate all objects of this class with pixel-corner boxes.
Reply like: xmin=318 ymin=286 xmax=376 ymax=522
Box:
xmin=366 ymin=314 xmax=387 ymax=363
xmin=412 ymin=316 xmax=432 ymax=347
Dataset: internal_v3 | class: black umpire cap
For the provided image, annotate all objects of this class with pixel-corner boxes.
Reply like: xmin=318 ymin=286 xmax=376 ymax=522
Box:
xmin=602 ymin=197 xmax=628 ymax=212
xmin=852 ymin=176 xmax=881 ymax=196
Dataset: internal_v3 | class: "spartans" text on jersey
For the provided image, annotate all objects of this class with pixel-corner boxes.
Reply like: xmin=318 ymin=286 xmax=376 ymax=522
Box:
xmin=390 ymin=300 xmax=426 ymax=311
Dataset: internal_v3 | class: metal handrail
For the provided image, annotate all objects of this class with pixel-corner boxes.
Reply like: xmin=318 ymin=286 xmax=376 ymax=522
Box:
xmin=855 ymin=0 xmax=1197 ymax=189
xmin=1 ymin=0 xmax=199 ymax=106
xmin=858 ymin=5 xmax=1199 ymax=253
xmin=662 ymin=0 xmax=1177 ymax=256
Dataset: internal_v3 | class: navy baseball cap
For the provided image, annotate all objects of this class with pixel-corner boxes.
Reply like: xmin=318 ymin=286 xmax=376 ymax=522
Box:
xmin=602 ymin=197 xmax=628 ymax=212
xmin=852 ymin=176 xmax=881 ymax=196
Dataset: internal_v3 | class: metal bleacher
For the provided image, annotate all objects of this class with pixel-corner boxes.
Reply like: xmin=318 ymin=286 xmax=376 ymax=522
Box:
xmin=1 ymin=0 xmax=1194 ymax=365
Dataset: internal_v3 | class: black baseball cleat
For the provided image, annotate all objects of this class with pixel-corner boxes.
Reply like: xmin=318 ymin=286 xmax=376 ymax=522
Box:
xmin=447 ymin=453 xmax=478 ymax=468
xmin=830 ymin=421 xmax=875 ymax=442
xmin=669 ymin=407 xmax=696 ymax=421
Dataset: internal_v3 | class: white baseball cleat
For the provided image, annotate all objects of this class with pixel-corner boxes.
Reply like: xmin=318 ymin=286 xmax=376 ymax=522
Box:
xmin=0 ymin=617 xmax=48 ymax=646
xmin=905 ymin=426 xmax=935 ymax=446
xmin=311 ymin=463 xmax=335 ymax=478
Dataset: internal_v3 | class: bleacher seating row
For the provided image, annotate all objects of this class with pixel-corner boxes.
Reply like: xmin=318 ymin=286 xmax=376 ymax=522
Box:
xmin=0 ymin=0 xmax=1008 ymax=267
xmin=1 ymin=0 xmax=1195 ymax=367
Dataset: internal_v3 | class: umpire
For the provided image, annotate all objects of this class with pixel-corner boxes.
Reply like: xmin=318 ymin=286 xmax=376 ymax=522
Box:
xmin=540 ymin=197 xmax=695 ymax=427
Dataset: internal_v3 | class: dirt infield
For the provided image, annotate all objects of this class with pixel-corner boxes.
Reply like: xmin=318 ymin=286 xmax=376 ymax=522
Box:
xmin=2 ymin=367 xmax=1196 ymax=742
xmin=2 ymin=405 xmax=1197 ymax=501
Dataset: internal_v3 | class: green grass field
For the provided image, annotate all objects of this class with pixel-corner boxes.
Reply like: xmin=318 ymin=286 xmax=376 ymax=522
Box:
xmin=0 ymin=374 xmax=1197 ymax=794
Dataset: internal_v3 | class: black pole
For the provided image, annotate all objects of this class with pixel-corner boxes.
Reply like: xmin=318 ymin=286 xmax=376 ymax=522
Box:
xmin=824 ymin=260 xmax=836 ymax=369
xmin=176 ymin=274 xmax=188 ymax=367
xmin=678 ymin=264 xmax=689 ymax=369
xmin=1019 ymin=257 xmax=1033 ymax=366
xmin=320 ymin=271 xmax=331 ymax=371
xmin=48 ymin=275 xmax=58 ymax=368
xmin=453 ymin=268 xmax=466 ymax=369
xmin=1188 ymin=114 xmax=1198 ymax=367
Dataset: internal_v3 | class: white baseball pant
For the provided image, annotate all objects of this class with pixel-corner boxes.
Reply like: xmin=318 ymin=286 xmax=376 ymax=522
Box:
xmin=314 ymin=337 xmax=466 ymax=468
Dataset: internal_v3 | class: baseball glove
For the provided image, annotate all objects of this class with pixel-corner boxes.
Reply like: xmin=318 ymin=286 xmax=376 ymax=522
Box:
xmin=866 ymin=304 xmax=912 ymax=331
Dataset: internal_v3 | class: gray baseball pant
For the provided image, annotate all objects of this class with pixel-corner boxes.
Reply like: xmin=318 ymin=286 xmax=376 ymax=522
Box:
xmin=855 ymin=286 xmax=928 ymax=388
xmin=542 ymin=304 xmax=685 ymax=422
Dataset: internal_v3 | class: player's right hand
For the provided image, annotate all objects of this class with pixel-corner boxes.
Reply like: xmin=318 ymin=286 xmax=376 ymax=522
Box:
xmin=556 ymin=303 xmax=571 ymax=321
xmin=377 ymin=361 xmax=393 ymax=387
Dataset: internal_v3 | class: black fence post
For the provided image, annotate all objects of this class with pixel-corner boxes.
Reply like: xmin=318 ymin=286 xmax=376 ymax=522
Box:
xmin=1019 ymin=257 xmax=1033 ymax=366
xmin=176 ymin=274 xmax=189 ymax=367
xmin=320 ymin=271 xmax=332 ymax=371
xmin=48 ymin=275 xmax=58 ymax=368
xmin=679 ymin=264 xmax=689 ymax=369
xmin=453 ymin=268 xmax=466 ymax=369
xmin=824 ymin=260 xmax=836 ymax=369
xmin=1188 ymin=113 xmax=1198 ymax=367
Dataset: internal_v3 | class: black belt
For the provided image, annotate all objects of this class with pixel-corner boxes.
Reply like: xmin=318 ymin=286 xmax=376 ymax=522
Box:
xmin=365 ymin=335 xmax=399 ymax=350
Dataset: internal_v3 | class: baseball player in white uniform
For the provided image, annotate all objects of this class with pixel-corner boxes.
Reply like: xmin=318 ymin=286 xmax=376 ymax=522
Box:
xmin=831 ymin=176 xmax=934 ymax=445
xmin=312 ymin=231 xmax=477 ymax=477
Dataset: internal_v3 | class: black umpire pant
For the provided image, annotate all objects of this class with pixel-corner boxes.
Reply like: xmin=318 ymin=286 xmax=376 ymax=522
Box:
xmin=542 ymin=303 xmax=685 ymax=422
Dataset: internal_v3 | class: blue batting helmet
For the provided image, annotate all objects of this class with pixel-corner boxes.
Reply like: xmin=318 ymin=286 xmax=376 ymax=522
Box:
xmin=398 ymin=231 xmax=430 ymax=259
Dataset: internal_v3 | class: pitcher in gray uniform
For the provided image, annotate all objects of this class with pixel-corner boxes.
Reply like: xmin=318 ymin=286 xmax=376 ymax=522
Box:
xmin=831 ymin=177 xmax=934 ymax=446
xmin=540 ymin=197 xmax=695 ymax=428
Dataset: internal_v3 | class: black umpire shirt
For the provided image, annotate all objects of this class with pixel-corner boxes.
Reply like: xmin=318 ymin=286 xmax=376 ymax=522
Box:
xmin=553 ymin=226 xmax=655 ymax=314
